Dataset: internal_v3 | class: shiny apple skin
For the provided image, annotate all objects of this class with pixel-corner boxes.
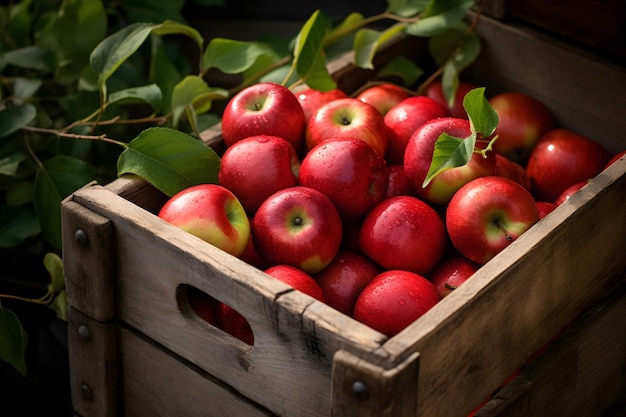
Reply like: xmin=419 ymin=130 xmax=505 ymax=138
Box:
xmin=299 ymin=137 xmax=389 ymax=221
xmin=526 ymin=128 xmax=611 ymax=202
xmin=359 ymin=195 xmax=447 ymax=276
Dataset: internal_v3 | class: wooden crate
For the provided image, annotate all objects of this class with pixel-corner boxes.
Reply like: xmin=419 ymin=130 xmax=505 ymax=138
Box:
xmin=62 ymin=15 xmax=626 ymax=417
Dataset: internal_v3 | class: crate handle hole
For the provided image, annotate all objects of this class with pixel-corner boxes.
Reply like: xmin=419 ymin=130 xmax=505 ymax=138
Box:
xmin=180 ymin=285 xmax=255 ymax=346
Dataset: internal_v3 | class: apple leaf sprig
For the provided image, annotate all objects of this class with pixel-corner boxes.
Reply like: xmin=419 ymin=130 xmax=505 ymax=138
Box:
xmin=423 ymin=87 xmax=499 ymax=187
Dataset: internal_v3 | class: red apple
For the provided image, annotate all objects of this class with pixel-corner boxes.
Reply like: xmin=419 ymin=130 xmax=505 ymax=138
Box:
xmin=404 ymin=117 xmax=497 ymax=205
xmin=488 ymin=92 xmax=556 ymax=162
xmin=299 ymin=137 xmax=388 ymax=221
xmin=383 ymin=95 xmax=450 ymax=164
xmin=187 ymin=287 xmax=217 ymax=325
xmin=264 ymin=265 xmax=326 ymax=302
xmin=238 ymin=231 xmax=268 ymax=270
xmin=158 ymin=184 xmax=250 ymax=257
xmin=428 ymin=255 xmax=479 ymax=298
xmin=296 ymin=87 xmax=348 ymax=122
xmin=359 ymin=195 xmax=447 ymax=276
xmin=494 ymin=153 xmax=531 ymax=191
xmin=535 ymin=201 xmax=557 ymax=219
xmin=215 ymin=302 xmax=254 ymax=345
xmin=355 ymin=83 xmax=409 ymax=116
xmin=425 ymin=79 xmax=476 ymax=119
xmin=353 ymin=270 xmax=440 ymax=337
xmin=384 ymin=164 xmax=415 ymax=198
xmin=314 ymin=251 xmax=381 ymax=316
xmin=221 ymin=82 xmax=306 ymax=151
xmin=305 ymin=97 xmax=388 ymax=156
xmin=555 ymin=180 xmax=589 ymax=205
xmin=218 ymin=135 xmax=300 ymax=214
xmin=252 ymin=186 xmax=342 ymax=274
xmin=446 ymin=176 xmax=539 ymax=264
xmin=526 ymin=128 xmax=611 ymax=202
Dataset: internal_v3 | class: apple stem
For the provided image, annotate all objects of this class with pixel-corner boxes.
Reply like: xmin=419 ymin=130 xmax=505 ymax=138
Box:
xmin=493 ymin=218 xmax=513 ymax=242
xmin=444 ymin=283 xmax=458 ymax=291
xmin=341 ymin=117 xmax=351 ymax=126
xmin=475 ymin=135 xmax=498 ymax=158
xmin=293 ymin=216 xmax=303 ymax=226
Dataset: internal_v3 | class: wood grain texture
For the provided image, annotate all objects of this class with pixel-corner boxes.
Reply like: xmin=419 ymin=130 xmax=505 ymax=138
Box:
xmin=476 ymin=281 xmax=626 ymax=416
xmin=119 ymin=327 xmax=276 ymax=417
xmin=68 ymin=307 xmax=119 ymax=417
xmin=62 ymin=197 xmax=114 ymax=322
xmin=330 ymin=350 xmax=419 ymax=417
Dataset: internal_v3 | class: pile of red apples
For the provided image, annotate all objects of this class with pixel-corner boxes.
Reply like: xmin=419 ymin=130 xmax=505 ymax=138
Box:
xmin=158 ymin=80 xmax=624 ymax=343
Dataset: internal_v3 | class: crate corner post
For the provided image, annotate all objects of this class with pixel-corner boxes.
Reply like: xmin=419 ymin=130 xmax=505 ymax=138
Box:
xmin=330 ymin=349 xmax=420 ymax=417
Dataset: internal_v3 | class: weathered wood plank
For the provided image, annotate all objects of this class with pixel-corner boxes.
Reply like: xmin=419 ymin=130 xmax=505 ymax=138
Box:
xmin=62 ymin=197 xmax=114 ymax=322
xmin=119 ymin=326 xmax=276 ymax=417
xmin=68 ymin=307 xmax=119 ymax=417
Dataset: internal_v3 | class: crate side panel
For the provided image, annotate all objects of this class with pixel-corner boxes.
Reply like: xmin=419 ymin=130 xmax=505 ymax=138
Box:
xmin=119 ymin=327 xmax=276 ymax=417
xmin=382 ymin=159 xmax=626 ymax=417
xmin=476 ymin=281 xmax=626 ymax=416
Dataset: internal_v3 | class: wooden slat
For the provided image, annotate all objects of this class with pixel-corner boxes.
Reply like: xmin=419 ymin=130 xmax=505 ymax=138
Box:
xmin=476 ymin=281 xmax=626 ymax=416
xmin=62 ymin=196 xmax=114 ymax=322
xmin=380 ymin=158 xmax=626 ymax=417
xmin=68 ymin=307 xmax=119 ymax=417
xmin=119 ymin=327 xmax=276 ymax=417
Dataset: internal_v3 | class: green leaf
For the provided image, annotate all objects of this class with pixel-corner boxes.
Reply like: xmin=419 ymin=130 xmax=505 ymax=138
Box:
xmin=354 ymin=24 xmax=407 ymax=70
xmin=0 ymin=205 xmax=40 ymax=248
xmin=5 ymin=181 xmax=34 ymax=206
xmin=13 ymin=78 xmax=42 ymax=102
xmin=117 ymin=127 xmax=221 ymax=197
xmin=34 ymin=156 xmax=96 ymax=250
xmin=108 ymin=84 xmax=163 ymax=112
xmin=202 ymin=38 xmax=276 ymax=74
xmin=44 ymin=252 xmax=65 ymax=294
xmin=423 ymin=132 xmax=476 ymax=187
xmin=0 ymin=152 xmax=26 ymax=176
xmin=293 ymin=10 xmax=336 ymax=91
xmin=91 ymin=20 xmax=204 ymax=99
xmin=0 ymin=104 xmax=36 ymax=138
xmin=3 ymin=46 xmax=55 ymax=72
xmin=463 ymin=87 xmax=498 ymax=137
xmin=406 ymin=0 xmax=474 ymax=37
xmin=377 ymin=55 xmax=424 ymax=86
xmin=387 ymin=0 xmax=430 ymax=18
xmin=90 ymin=22 xmax=155 ymax=97
xmin=50 ymin=290 xmax=69 ymax=321
xmin=149 ymin=36 xmax=183 ymax=114
xmin=0 ymin=308 xmax=28 ymax=376
xmin=171 ymin=76 xmax=228 ymax=127
xmin=151 ymin=20 xmax=203 ymax=51
xmin=429 ymin=28 xmax=480 ymax=107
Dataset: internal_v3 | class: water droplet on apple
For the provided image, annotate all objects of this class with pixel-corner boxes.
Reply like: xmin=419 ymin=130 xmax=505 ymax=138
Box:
xmin=256 ymin=136 xmax=269 ymax=143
